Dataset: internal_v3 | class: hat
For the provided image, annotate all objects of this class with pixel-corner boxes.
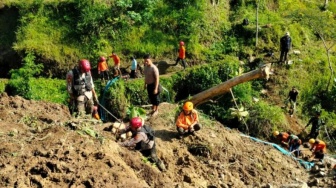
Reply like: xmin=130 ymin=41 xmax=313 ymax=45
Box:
xmin=286 ymin=32 xmax=290 ymax=36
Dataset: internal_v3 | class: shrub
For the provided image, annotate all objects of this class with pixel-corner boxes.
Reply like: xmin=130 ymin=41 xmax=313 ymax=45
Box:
xmin=7 ymin=52 xmax=43 ymax=99
xmin=0 ymin=79 xmax=8 ymax=93
xmin=245 ymin=101 xmax=287 ymax=139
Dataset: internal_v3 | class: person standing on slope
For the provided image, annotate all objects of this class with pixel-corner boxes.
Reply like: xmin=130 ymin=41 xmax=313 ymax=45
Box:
xmin=97 ymin=56 xmax=109 ymax=83
xmin=174 ymin=41 xmax=186 ymax=69
xmin=279 ymin=32 xmax=292 ymax=64
xmin=143 ymin=54 xmax=160 ymax=117
xmin=130 ymin=56 xmax=137 ymax=79
xmin=304 ymin=111 xmax=324 ymax=140
xmin=66 ymin=59 xmax=98 ymax=117
xmin=284 ymin=86 xmax=299 ymax=117
xmin=109 ymin=52 xmax=122 ymax=77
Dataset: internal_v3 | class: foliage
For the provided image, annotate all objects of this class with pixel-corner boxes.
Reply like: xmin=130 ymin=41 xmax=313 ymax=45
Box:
xmin=245 ymin=101 xmax=286 ymax=139
xmin=104 ymin=79 xmax=127 ymax=120
xmin=0 ymin=79 xmax=8 ymax=93
xmin=29 ymin=78 xmax=68 ymax=104
xmin=7 ymin=52 xmax=43 ymax=99
xmin=126 ymin=105 xmax=146 ymax=121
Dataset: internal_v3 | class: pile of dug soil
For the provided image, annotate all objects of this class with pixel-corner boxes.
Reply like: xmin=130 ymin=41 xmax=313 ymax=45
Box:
xmin=0 ymin=93 xmax=328 ymax=187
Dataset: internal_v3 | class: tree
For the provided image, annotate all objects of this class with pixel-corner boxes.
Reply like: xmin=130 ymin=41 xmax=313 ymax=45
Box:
xmin=190 ymin=64 xmax=271 ymax=106
xmin=301 ymin=9 xmax=336 ymax=91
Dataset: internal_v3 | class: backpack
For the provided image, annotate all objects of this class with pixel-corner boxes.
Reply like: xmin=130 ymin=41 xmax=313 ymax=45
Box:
xmin=141 ymin=125 xmax=155 ymax=141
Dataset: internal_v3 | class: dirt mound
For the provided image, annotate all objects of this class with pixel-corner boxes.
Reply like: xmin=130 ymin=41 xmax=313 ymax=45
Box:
xmin=0 ymin=93 xmax=331 ymax=187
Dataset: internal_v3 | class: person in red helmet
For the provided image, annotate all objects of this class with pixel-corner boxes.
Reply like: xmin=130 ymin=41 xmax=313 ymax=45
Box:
xmin=118 ymin=117 xmax=166 ymax=171
xmin=66 ymin=59 xmax=98 ymax=117
xmin=174 ymin=41 xmax=186 ymax=69
xmin=97 ymin=56 xmax=109 ymax=83
xmin=176 ymin=101 xmax=201 ymax=139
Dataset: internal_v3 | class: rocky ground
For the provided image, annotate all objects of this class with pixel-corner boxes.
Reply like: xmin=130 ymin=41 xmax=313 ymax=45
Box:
xmin=0 ymin=91 xmax=335 ymax=188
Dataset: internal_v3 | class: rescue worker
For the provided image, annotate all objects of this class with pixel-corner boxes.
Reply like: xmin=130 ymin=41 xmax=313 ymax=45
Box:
xmin=309 ymin=138 xmax=326 ymax=160
xmin=304 ymin=111 xmax=324 ymax=139
xmin=174 ymin=41 xmax=186 ymax=69
xmin=109 ymin=52 xmax=122 ymax=77
xmin=143 ymin=54 xmax=160 ymax=117
xmin=176 ymin=101 xmax=201 ymax=139
xmin=287 ymin=133 xmax=302 ymax=157
xmin=273 ymin=131 xmax=290 ymax=149
xmin=284 ymin=86 xmax=299 ymax=117
xmin=130 ymin=56 xmax=137 ymax=79
xmin=118 ymin=117 xmax=166 ymax=171
xmin=66 ymin=59 xmax=98 ymax=117
xmin=279 ymin=32 xmax=292 ymax=64
xmin=97 ymin=56 xmax=109 ymax=83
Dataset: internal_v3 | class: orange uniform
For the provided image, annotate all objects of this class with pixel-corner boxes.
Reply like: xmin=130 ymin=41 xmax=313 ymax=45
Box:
xmin=179 ymin=45 xmax=186 ymax=59
xmin=176 ymin=110 xmax=199 ymax=130
xmin=277 ymin=132 xmax=289 ymax=143
xmin=98 ymin=61 xmax=108 ymax=73
xmin=110 ymin=54 xmax=120 ymax=66
xmin=312 ymin=140 xmax=326 ymax=153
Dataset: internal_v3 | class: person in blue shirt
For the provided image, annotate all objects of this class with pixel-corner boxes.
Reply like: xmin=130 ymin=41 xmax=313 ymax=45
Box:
xmin=130 ymin=56 xmax=137 ymax=78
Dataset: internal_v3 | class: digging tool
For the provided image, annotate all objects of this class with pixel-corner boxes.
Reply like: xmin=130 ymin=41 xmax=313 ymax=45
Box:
xmin=97 ymin=102 xmax=122 ymax=123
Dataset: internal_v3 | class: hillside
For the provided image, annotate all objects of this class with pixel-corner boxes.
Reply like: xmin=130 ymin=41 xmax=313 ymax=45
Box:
xmin=2 ymin=92 xmax=335 ymax=188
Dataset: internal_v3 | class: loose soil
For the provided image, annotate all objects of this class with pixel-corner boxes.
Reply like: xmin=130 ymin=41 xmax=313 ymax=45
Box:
xmin=0 ymin=62 xmax=335 ymax=187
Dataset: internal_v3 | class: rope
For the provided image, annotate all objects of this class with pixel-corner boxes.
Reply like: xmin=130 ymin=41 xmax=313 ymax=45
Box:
xmin=99 ymin=77 xmax=119 ymax=121
xmin=230 ymin=88 xmax=249 ymax=134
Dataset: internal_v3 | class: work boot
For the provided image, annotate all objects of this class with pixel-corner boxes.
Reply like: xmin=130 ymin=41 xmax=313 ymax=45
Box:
xmin=157 ymin=161 xmax=166 ymax=172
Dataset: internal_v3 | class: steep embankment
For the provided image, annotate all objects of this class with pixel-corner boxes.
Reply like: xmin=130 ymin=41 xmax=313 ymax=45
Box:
xmin=0 ymin=92 xmax=314 ymax=187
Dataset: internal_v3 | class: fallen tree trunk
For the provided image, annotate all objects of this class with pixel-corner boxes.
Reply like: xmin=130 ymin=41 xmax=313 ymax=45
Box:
xmin=190 ymin=63 xmax=271 ymax=106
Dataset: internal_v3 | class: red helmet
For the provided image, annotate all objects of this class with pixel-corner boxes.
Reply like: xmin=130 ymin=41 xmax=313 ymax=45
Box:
xmin=180 ymin=41 xmax=184 ymax=46
xmin=130 ymin=117 xmax=142 ymax=129
xmin=79 ymin=59 xmax=91 ymax=73
xmin=99 ymin=56 xmax=106 ymax=62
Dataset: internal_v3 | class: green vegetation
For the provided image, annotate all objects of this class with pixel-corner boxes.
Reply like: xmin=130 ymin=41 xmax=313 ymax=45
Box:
xmin=1 ymin=0 xmax=336 ymax=150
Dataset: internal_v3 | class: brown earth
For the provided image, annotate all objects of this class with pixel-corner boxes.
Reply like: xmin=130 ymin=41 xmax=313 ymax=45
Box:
xmin=0 ymin=90 xmax=335 ymax=187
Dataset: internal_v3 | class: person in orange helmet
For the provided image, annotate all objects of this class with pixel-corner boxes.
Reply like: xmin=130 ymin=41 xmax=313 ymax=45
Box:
xmin=176 ymin=101 xmax=201 ymax=139
xmin=174 ymin=41 xmax=186 ymax=69
xmin=309 ymin=138 xmax=326 ymax=160
xmin=273 ymin=131 xmax=290 ymax=149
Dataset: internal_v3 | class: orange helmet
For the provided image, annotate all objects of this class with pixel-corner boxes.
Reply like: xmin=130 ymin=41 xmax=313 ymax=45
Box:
xmin=183 ymin=101 xmax=193 ymax=111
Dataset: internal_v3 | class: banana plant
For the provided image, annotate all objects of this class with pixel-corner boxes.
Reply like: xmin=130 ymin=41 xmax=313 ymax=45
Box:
xmin=126 ymin=105 xmax=147 ymax=120
xmin=229 ymin=106 xmax=249 ymax=121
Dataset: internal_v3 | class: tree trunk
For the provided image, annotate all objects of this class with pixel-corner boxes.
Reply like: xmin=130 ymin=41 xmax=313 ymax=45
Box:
xmin=190 ymin=64 xmax=271 ymax=106
xmin=255 ymin=0 xmax=260 ymax=47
